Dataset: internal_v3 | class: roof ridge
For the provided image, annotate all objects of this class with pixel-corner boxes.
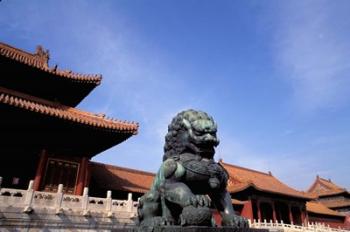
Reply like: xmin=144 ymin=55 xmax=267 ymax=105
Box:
xmin=307 ymin=176 xmax=320 ymax=193
xmin=307 ymin=176 xmax=348 ymax=197
xmin=91 ymin=161 xmax=156 ymax=176
xmin=319 ymin=177 xmax=345 ymax=190
xmin=0 ymin=41 xmax=102 ymax=84
xmin=319 ymin=177 xmax=333 ymax=183
xmin=220 ymin=160 xmax=271 ymax=176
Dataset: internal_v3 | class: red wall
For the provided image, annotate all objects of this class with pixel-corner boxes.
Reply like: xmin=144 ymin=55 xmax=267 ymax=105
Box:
xmin=344 ymin=215 xmax=350 ymax=229
xmin=309 ymin=216 xmax=347 ymax=229
xmin=212 ymin=201 xmax=253 ymax=226
xmin=241 ymin=200 xmax=254 ymax=220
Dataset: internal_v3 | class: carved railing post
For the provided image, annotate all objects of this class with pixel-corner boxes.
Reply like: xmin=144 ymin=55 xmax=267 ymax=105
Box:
xmin=105 ymin=190 xmax=113 ymax=217
xmin=23 ymin=180 xmax=34 ymax=213
xmin=127 ymin=193 xmax=133 ymax=213
xmin=55 ymin=184 xmax=64 ymax=215
xmin=82 ymin=187 xmax=90 ymax=216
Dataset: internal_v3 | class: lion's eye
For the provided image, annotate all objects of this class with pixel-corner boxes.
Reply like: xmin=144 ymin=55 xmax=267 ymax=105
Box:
xmin=193 ymin=130 xmax=203 ymax=136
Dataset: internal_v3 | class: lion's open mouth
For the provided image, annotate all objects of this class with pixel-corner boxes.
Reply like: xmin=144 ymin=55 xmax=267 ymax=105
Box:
xmin=196 ymin=143 xmax=215 ymax=158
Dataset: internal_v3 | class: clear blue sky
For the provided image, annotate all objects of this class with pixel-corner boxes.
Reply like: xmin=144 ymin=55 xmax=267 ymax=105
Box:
xmin=1 ymin=0 xmax=349 ymax=191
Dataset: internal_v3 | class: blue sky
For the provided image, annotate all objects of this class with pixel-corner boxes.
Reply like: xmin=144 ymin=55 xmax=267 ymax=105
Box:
xmin=1 ymin=0 xmax=349 ymax=191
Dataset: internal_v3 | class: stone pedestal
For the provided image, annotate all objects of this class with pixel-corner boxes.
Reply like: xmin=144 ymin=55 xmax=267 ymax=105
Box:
xmin=112 ymin=227 xmax=268 ymax=232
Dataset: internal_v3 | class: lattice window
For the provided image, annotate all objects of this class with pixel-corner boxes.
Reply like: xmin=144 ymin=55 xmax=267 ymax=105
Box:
xmin=42 ymin=158 xmax=79 ymax=194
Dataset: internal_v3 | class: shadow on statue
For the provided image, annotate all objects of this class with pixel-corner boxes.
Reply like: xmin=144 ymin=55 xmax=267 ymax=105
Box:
xmin=135 ymin=110 xmax=263 ymax=232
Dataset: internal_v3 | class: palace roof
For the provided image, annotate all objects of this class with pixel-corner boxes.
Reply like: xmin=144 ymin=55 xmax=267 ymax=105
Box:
xmin=306 ymin=201 xmax=345 ymax=217
xmin=0 ymin=42 xmax=102 ymax=106
xmin=320 ymin=199 xmax=350 ymax=209
xmin=0 ymin=86 xmax=138 ymax=133
xmin=0 ymin=41 xmax=139 ymax=158
xmin=307 ymin=176 xmax=349 ymax=197
xmin=220 ymin=160 xmax=313 ymax=200
xmin=90 ymin=159 xmax=312 ymax=200
xmin=90 ymin=162 xmax=155 ymax=193
xmin=0 ymin=42 xmax=101 ymax=84
xmin=0 ymin=85 xmax=138 ymax=158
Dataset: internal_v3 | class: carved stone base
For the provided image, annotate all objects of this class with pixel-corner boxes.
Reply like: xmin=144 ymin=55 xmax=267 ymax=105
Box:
xmin=112 ymin=227 xmax=269 ymax=232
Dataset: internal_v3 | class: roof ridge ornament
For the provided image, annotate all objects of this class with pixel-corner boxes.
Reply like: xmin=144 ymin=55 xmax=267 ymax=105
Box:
xmin=34 ymin=45 xmax=50 ymax=68
xmin=0 ymin=41 xmax=102 ymax=85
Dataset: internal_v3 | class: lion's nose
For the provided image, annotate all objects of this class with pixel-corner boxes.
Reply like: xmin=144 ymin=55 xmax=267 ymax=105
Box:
xmin=203 ymin=134 xmax=220 ymax=146
xmin=203 ymin=134 xmax=218 ymax=143
xmin=203 ymin=134 xmax=213 ymax=141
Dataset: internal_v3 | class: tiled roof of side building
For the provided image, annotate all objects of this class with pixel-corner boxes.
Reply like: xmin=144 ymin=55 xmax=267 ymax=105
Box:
xmin=90 ymin=159 xmax=313 ymax=200
xmin=0 ymin=86 xmax=138 ymax=133
xmin=307 ymin=176 xmax=348 ymax=197
xmin=220 ymin=160 xmax=313 ymax=200
xmin=0 ymin=42 xmax=102 ymax=84
xmin=90 ymin=162 xmax=155 ymax=193
xmin=319 ymin=199 xmax=350 ymax=209
xmin=306 ymin=201 xmax=345 ymax=217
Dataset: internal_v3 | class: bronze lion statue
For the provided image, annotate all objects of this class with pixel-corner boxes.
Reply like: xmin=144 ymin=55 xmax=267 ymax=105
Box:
xmin=138 ymin=109 xmax=248 ymax=228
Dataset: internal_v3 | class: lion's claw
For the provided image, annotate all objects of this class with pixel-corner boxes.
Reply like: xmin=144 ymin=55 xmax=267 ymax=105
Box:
xmin=222 ymin=215 xmax=249 ymax=228
xmin=189 ymin=195 xmax=211 ymax=207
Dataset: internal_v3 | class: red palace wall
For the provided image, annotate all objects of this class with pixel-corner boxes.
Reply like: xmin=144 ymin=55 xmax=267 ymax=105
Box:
xmin=309 ymin=216 xmax=347 ymax=229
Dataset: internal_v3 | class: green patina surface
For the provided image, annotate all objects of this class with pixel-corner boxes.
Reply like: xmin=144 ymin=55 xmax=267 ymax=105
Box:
xmin=138 ymin=110 xmax=249 ymax=228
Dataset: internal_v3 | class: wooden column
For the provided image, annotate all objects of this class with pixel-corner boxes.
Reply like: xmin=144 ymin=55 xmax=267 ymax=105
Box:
xmin=75 ymin=157 xmax=88 ymax=195
xmin=304 ymin=207 xmax=309 ymax=226
xmin=272 ymin=201 xmax=277 ymax=222
xmin=33 ymin=149 xmax=48 ymax=191
xmin=288 ymin=204 xmax=293 ymax=224
xmin=257 ymin=199 xmax=262 ymax=221
xmin=299 ymin=207 xmax=307 ymax=226
xmin=84 ymin=161 xmax=91 ymax=188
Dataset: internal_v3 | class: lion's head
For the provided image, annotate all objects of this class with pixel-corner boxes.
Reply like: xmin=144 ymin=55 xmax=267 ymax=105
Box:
xmin=163 ymin=109 xmax=220 ymax=161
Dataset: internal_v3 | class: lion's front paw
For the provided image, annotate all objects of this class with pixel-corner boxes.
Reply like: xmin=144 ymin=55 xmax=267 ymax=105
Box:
xmin=222 ymin=215 xmax=249 ymax=228
xmin=180 ymin=205 xmax=212 ymax=226
xmin=161 ymin=215 xmax=176 ymax=226
xmin=189 ymin=194 xmax=211 ymax=207
xmin=236 ymin=216 xmax=249 ymax=228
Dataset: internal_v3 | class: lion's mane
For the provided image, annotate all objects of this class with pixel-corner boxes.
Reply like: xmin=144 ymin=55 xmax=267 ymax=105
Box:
xmin=163 ymin=109 xmax=216 ymax=161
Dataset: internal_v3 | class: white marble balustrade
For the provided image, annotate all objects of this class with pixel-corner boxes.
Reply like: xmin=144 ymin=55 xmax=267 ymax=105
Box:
xmin=0 ymin=177 xmax=138 ymax=218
